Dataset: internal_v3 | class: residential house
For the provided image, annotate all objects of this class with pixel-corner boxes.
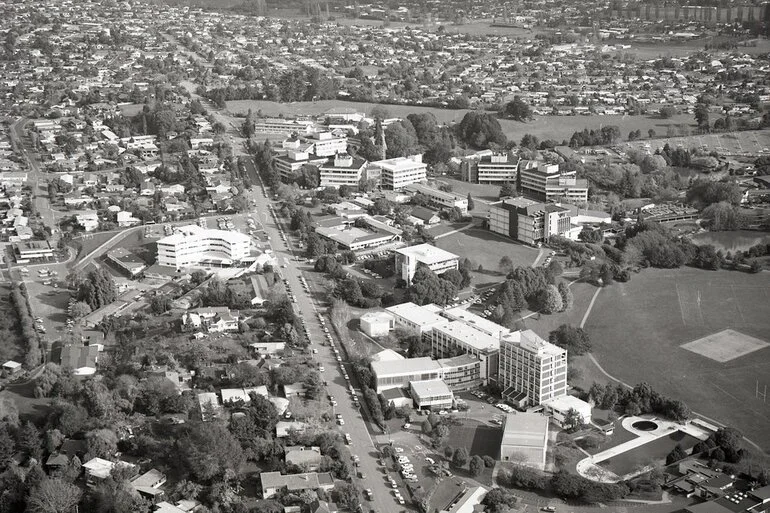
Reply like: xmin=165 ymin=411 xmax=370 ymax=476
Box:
xmin=260 ymin=471 xmax=335 ymax=498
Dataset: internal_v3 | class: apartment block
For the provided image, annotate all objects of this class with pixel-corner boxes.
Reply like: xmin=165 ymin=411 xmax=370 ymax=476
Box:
xmin=518 ymin=161 xmax=588 ymax=203
xmin=370 ymin=154 xmax=427 ymax=190
xmin=488 ymin=197 xmax=576 ymax=246
xmin=499 ymin=329 xmax=568 ymax=408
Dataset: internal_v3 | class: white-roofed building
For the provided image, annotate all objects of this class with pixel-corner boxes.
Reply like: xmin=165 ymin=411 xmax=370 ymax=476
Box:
xmin=500 ymin=412 xmax=549 ymax=470
xmin=410 ymin=379 xmax=454 ymax=410
xmin=385 ymin=302 xmax=445 ymax=337
xmin=371 ymin=349 xmax=405 ymax=362
xmin=370 ymin=154 xmax=427 ymax=190
xmin=439 ymin=486 xmax=488 ymax=513
xmin=157 ymin=225 xmax=250 ymax=269
xmin=371 ymin=357 xmax=442 ymax=393
xmin=542 ymin=394 xmax=592 ymax=428
xmin=499 ymin=329 xmax=568 ymax=408
xmin=395 ymin=244 xmax=459 ymax=284
xmin=360 ymin=311 xmax=393 ymax=338
xmin=431 ymin=321 xmax=500 ymax=383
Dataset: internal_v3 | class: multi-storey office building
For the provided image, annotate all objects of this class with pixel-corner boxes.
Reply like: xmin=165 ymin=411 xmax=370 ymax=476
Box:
xmin=431 ymin=321 xmax=500 ymax=384
xmin=499 ymin=329 xmax=568 ymax=408
xmin=318 ymin=153 xmax=367 ymax=188
xmin=370 ymin=154 xmax=427 ymax=190
xmin=461 ymin=153 xmax=519 ymax=184
xmin=518 ymin=161 xmax=588 ymax=203
xmin=394 ymin=243 xmax=459 ymax=284
xmin=488 ymin=197 xmax=575 ymax=246
xmin=157 ymin=225 xmax=251 ymax=269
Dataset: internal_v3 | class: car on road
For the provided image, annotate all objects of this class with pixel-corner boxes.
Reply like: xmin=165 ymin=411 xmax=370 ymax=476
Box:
xmin=318 ymin=366 xmax=325 ymax=372
xmin=541 ymin=508 xmax=556 ymax=512
xmin=364 ymin=489 xmax=373 ymax=500
xmin=337 ymin=418 xmax=345 ymax=425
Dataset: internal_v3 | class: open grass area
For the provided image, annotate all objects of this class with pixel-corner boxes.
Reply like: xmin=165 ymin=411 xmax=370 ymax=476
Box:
xmin=434 ymin=227 xmax=539 ymax=287
xmin=446 ymin=420 xmax=503 ymax=459
xmin=227 ymin=99 xmax=696 ymax=144
xmin=584 ymin=268 xmax=770 ymax=451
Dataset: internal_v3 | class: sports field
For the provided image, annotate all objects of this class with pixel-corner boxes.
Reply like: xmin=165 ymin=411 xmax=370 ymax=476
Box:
xmin=584 ymin=268 xmax=770 ymax=451
xmin=226 ymin=99 xmax=696 ymax=144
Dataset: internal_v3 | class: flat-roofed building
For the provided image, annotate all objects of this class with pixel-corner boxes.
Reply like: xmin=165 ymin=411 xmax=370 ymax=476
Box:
xmin=410 ymin=379 xmax=454 ymax=410
xmin=252 ymin=118 xmax=314 ymax=135
xmin=431 ymin=321 xmax=500 ymax=383
xmin=499 ymin=329 xmax=568 ymax=408
xmin=395 ymin=243 xmax=459 ymax=284
xmin=157 ymin=225 xmax=251 ymax=269
xmin=370 ymin=154 xmax=427 ymax=190
xmin=403 ymin=183 xmax=469 ymax=214
xmin=360 ymin=311 xmax=394 ymax=337
xmin=488 ymin=197 xmax=576 ymax=246
xmin=313 ymin=216 xmax=402 ymax=251
xmin=385 ymin=302 xmax=445 ymax=337
xmin=439 ymin=486 xmax=488 ymax=513
xmin=371 ymin=357 xmax=442 ymax=393
xmin=13 ymin=240 xmax=54 ymax=260
xmin=260 ymin=471 xmax=335 ymax=499
xmin=437 ymin=354 xmax=482 ymax=391
xmin=441 ymin=307 xmax=511 ymax=338
xmin=319 ymin=153 xmax=367 ymax=188
xmin=0 ymin=172 xmax=28 ymax=187
xmin=542 ymin=394 xmax=592 ymax=428
xmin=519 ymin=161 xmax=588 ymax=203
xmin=107 ymin=248 xmax=147 ymax=277
xmin=461 ymin=153 xmax=519 ymax=184
xmin=500 ymin=412 xmax=549 ymax=469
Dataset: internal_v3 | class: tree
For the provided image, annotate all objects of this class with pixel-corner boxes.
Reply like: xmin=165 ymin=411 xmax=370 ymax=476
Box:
xmin=334 ymin=482 xmax=359 ymax=510
xmin=499 ymin=256 xmax=514 ymax=274
xmin=452 ymin=447 xmax=469 ymax=468
xmin=466 ymin=193 xmax=474 ymax=211
xmin=536 ymin=284 xmax=563 ymax=314
xmin=549 ymin=324 xmax=591 ymax=356
xmin=695 ymin=103 xmax=710 ymax=131
xmin=469 ymin=455 xmax=484 ymax=477
xmin=499 ymin=182 xmax=516 ymax=198
xmin=503 ymin=96 xmax=532 ymax=121
xmin=178 ymin=422 xmax=246 ymax=482
xmin=666 ymin=444 xmax=688 ymax=465
xmin=557 ymin=282 xmax=573 ymax=311
xmin=456 ymin=112 xmax=507 ymax=149
xmin=562 ymin=408 xmax=585 ymax=432
xmin=384 ymin=120 xmax=419 ymax=158
xmin=27 ymin=478 xmax=82 ymax=513
xmin=69 ymin=301 xmax=92 ymax=319
xmin=659 ymin=106 xmax=677 ymax=119
xmin=149 ymin=294 xmax=172 ymax=314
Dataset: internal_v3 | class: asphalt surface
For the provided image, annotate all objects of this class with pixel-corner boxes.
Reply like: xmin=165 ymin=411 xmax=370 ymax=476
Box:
xmin=243 ymin=157 xmax=401 ymax=513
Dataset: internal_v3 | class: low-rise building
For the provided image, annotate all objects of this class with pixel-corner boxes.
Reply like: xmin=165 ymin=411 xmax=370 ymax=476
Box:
xmin=461 ymin=153 xmax=519 ymax=184
xmin=360 ymin=311 xmax=394 ymax=337
xmin=260 ymin=471 xmax=335 ymax=499
xmin=13 ymin=240 xmax=54 ymax=260
xmin=285 ymin=446 xmax=323 ymax=472
xmin=370 ymin=353 xmax=481 ymax=393
xmin=410 ymin=379 xmax=454 ymax=410
xmin=499 ymin=412 xmax=549 ymax=470
xmin=385 ymin=302 xmax=445 ymax=337
xmin=395 ymin=243 xmax=459 ymax=284
xmin=157 ymin=225 xmax=251 ymax=269
xmin=431 ymin=321 xmax=500 ymax=383
xmin=542 ymin=394 xmax=592 ymax=428
xmin=403 ymin=183 xmax=469 ymax=214
xmin=439 ymin=486 xmax=488 ymax=513
xmin=107 ymin=248 xmax=147 ymax=277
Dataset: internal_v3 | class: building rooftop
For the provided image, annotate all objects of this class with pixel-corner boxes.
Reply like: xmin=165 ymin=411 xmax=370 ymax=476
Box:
xmin=502 ymin=329 xmax=566 ymax=358
xmin=542 ymin=394 xmax=591 ymax=413
xmin=385 ymin=302 xmax=446 ymax=328
xmin=410 ymin=378 xmax=453 ymax=398
xmin=434 ymin=320 xmax=501 ymax=352
xmin=501 ymin=412 xmax=549 ymax=448
xmin=371 ymin=356 xmax=441 ymax=377
xmin=395 ymin=243 xmax=459 ymax=265
xmin=158 ymin=225 xmax=250 ymax=246
xmin=371 ymin=348 xmax=405 ymax=362
xmin=442 ymin=307 xmax=510 ymax=338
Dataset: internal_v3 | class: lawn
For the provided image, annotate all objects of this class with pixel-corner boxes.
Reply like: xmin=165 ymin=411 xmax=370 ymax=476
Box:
xmin=446 ymin=420 xmax=503 ymax=459
xmin=583 ymin=267 xmax=770 ymax=451
xmin=226 ymin=99 xmax=697 ymax=144
xmin=433 ymin=227 xmax=539 ymax=286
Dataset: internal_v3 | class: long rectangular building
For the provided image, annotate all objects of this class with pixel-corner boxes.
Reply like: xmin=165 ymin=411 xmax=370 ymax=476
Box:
xmin=461 ymin=153 xmax=519 ymax=184
xmin=157 ymin=225 xmax=251 ymax=270
xmin=488 ymin=197 xmax=575 ymax=246
xmin=403 ymin=183 xmax=469 ymax=214
xmin=395 ymin=243 xmax=459 ymax=284
xmin=431 ymin=321 xmax=500 ymax=384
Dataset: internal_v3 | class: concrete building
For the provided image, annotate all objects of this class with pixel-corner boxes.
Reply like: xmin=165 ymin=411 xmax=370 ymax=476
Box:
xmin=107 ymin=248 xmax=147 ymax=277
xmin=519 ymin=161 xmax=588 ymax=203
xmin=461 ymin=153 xmax=519 ymax=184
xmin=410 ymin=379 xmax=454 ymax=410
xmin=499 ymin=413 xmax=549 ymax=469
xmin=370 ymin=354 xmax=481 ymax=393
xmin=385 ymin=302 xmax=445 ymax=337
xmin=370 ymin=154 xmax=427 ymax=190
xmin=13 ymin=240 xmax=54 ymax=260
xmin=403 ymin=183 xmax=469 ymax=214
xmin=157 ymin=225 xmax=251 ymax=269
xmin=488 ymin=197 xmax=576 ymax=246
xmin=318 ymin=153 xmax=367 ymax=188
xmin=304 ymin=131 xmax=349 ymax=157
xmin=542 ymin=395 xmax=592 ymax=428
xmin=313 ymin=216 xmax=401 ymax=252
xmin=431 ymin=321 xmax=500 ymax=383
xmin=499 ymin=330 xmax=568 ymax=408
xmin=360 ymin=311 xmax=393 ymax=337
xmin=439 ymin=486 xmax=488 ymax=513
xmin=395 ymin=243 xmax=459 ymax=284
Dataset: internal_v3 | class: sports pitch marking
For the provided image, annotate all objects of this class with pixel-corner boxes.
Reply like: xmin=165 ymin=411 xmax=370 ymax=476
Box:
xmin=681 ymin=329 xmax=770 ymax=363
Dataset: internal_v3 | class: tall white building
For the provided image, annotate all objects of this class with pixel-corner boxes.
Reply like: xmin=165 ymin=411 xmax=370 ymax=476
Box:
xmin=488 ymin=197 xmax=576 ymax=246
xmin=157 ymin=225 xmax=251 ymax=269
xmin=499 ymin=329 xmax=568 ymax=408
xmin=461 ymin=153 xmax=519 ymax=184
xmin=318 ymin=153 xmax=367 ymax=188
xmin=518 ymin=161 xmax=589 ymax=203
xmin=394 ymin=244 xmax=459 ymax=284
xmin=370 ymin=154 xmax=427 ymax=190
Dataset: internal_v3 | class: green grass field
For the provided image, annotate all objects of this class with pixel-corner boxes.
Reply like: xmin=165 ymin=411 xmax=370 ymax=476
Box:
xmin=227 ymin=99 xmax=696 ymax=144
xmin=583 ymin=268 xmax=770 ymax=451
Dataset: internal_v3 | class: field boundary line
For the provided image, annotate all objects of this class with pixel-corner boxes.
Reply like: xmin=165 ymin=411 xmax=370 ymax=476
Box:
xmin=580 ymin=285 xmax=769 ymax=456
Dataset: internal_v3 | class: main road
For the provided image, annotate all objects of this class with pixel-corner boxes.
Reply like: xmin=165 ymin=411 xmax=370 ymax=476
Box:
xmin=242 ymin=157 xmax=398 ymax=513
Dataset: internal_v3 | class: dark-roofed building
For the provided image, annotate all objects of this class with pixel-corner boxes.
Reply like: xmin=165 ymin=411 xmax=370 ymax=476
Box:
xmin=461 ymin=153 xmax=519 ymax=184
xmin=260 ymin=471 xmax=335 ymax=498
xmin=56 ymin=343 xmax=99 ymax=376
xmin=107 ymin=248 xmax=147 ymax=277
xmin=410 ymin=206 xmax=441 ymax=225
xmin=488 ymin=197 xmax=577 ymax=245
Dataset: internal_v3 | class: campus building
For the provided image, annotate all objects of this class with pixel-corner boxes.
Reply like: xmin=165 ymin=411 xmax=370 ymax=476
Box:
xmin=13 ymin=240 xmax=54 ymax=261
xmin=370 ymin=154 xmax=427 ymax=190
xmin=499 ymin=412 xmax=549 ymax=470
xmin=273 ymin=147 xmax=328 ymax=181
xmin=499 ymin=329 xmax=568 ymax=408
xmin=488 ymin=197 xmax=577 ymax=245
xmin=410 ymin=379 xmax=454 ymax=410
xmin=403 ymin=183 xmax=469 ymax=214
xmin=318 ymin=153 xmax=367 ymax=188
xmin=384 ymin=301 xmax=446 ymax=337
xmin=518 ymin=161 xmax=588 ymax=203
xmin=313 ymin=215 xmax=402 ymax=251
xmin=370 ymin=354 xmax=481 ymax=393
xmin=431 ymin=321 xmax=500 ymax=384
xmin=461 ymin=153 xmax=519 ymax=184
xmin=107 ymin=248 xmax=147 ymax=277
xmin=157 ymin=225 xmax=251 ymax=270
xmin=394 ymin=243 xmax=459 ymax=284
xmin=252 ymin=118 xmax=314 ymax=135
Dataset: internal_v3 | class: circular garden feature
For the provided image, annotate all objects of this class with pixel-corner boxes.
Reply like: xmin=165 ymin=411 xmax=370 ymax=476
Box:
xmin=632 ymin=420 xmax=658 ymax=431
